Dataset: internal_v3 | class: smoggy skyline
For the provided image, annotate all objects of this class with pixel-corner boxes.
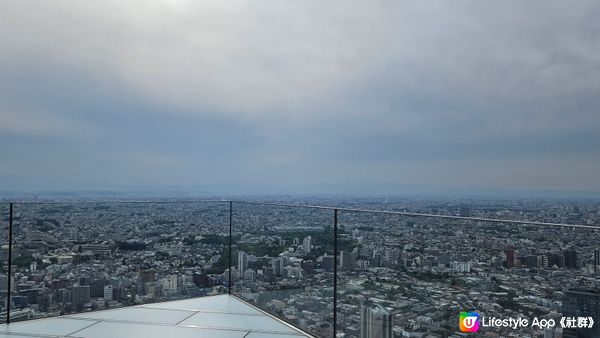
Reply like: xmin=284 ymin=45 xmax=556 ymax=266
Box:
xmin=1 ymin=1 xmax=599 ymax=195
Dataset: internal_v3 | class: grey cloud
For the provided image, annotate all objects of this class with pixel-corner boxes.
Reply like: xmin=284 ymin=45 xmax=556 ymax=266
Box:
xmin=1 ymin=1 xmax=599 ymax=194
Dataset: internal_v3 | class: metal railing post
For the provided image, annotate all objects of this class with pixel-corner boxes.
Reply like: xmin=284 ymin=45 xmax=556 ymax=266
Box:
xmin=333 ymin=208 xmax=338 ymax=338
xmin=228 ymin=201 xmax=233 ymax=294
xmin=7 ymin=203 xmax=13 ymax=324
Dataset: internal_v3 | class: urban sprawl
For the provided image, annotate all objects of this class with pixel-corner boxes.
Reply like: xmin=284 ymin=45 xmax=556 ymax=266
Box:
xmin=1 ymin=198 xmax=600 ymax=338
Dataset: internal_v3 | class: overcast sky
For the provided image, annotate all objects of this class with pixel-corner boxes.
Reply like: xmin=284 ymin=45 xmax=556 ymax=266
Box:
xmin=1 ymin=1 xmax=599 ymax=195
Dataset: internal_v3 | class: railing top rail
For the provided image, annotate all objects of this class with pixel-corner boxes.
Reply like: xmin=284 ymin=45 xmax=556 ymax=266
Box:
xmin=6 ymin=199 xmax=228 ymax=205
xmin=2 ymin=199 xmax=597 ymax=229
xmin=231 ymin=201 xmax=599 ymax=229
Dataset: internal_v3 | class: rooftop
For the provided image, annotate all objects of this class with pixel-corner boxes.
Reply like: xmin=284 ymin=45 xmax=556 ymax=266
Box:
xmin=0 ymin=294 xmax=312 ymax=338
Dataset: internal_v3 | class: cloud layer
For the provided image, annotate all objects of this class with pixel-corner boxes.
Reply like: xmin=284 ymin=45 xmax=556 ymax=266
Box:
xmin=1 ymin=1 xmax=599 ymax=193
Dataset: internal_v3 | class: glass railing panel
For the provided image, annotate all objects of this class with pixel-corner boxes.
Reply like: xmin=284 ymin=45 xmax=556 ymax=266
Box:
xmin=231 ymin=202 xmax=335 ymax=337
xmin=0 ymin=204 xmax=9 ymax=323
xmin=337 ymin=210 xmax=600 ymax=337
xmin=336 ymin=210 xmax=399 ymax=338
xmin=9 ymin=201 xmax=228 ymax=322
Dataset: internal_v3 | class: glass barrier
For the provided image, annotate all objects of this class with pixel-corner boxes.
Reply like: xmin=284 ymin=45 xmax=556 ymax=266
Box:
xmin=337 ymin=209 xmax=600 ymax=338
xmin=9 ymin=201 xmax=229 ymax=321
xmin=0 ymin=204 xmax=9 ymax=323
xmin=231 ymin=202 xmax=335 ymax=337
xmin=3 ymin=200 xmax=598 ymax=337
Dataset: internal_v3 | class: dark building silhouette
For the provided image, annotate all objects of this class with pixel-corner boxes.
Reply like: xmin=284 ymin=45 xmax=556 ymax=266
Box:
xmin=505 ymin=247 xmax=515 ymax=268
xmin=139 ymin=269 xmax=156 ymax=283
xmin=90 ymin=280 xmax=107 ymax=298
xmin=19 ymin=289 xmax=39 ymax=305
xmin=548 ymin=253 xmax=565 ymax=268
xmin=71 ymin=285 xmax=90 ymax=310
xmin=459 ymin=206 xmax=472 ymax=217
xmin=563 ymin=289 xmax=600 ymax=338
xmin=322 ymin=255 xmax=335 ymax=272
xmin=193 ymin=272 xmax=210 ymax=288
xmin=301 ymin=260 xmax=314 ymax=274
xmin=564 ymin=249 xmax=578 ymax=269
xmin=340 ymin=250 xmax=356 ymax=270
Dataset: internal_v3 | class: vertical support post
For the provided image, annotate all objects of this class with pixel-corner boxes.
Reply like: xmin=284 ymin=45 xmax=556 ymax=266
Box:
xmin=228 ymin=201 xmax=233 ymax=295
xmin=7 ymin=203 xmax=13 ymax=324
xmin=333 ymin=208 xmax=338 ymax=338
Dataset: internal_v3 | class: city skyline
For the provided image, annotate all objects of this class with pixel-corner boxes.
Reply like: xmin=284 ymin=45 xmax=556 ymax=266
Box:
xmin=2 ymin=197 xmax=600 ymax=337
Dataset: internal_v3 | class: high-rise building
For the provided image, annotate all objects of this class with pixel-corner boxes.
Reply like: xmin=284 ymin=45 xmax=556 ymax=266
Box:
xmin=0 ymin=274 xmax=11 ymax=293
xmin=340 ymin=250 xmax=356 ymax=270
xmin=562 ymin=289 xmax=600 ymax=338
xmin=371 ymin=253 xmax=383 ymax=267
xmin=238 ymin=251 xmax=248 ymax=278
xmin=264 ymin=267 xmax=275 ymax=283
xmin=57 ymin=288 xmax=72 ymax=304
xmin=302 ymin=260 xmax=314 ymax=274
xmin=103 ymin=285 xmax=113 ymax=302
xmin=384 ymin=248 xmax=398 ymax=267
xmin=360 ymin=303 xmax=392 ymax=338
xmin=459 ymin=206 xmax=472 ymax=217
xmin=38 ymin=294 xmax=50 ymax=312
xmin=524 ymin=255 xmax=538 ymax=268
xmin=505 ymin=247 xmax=515 ymax=268
xmin=19 ymin=289 xmax=39 ymax=305
xmin=322 ymin=255 xmax=335 ymax=272
xmin=139 ymin=269 xmax=155 ymax=283
xmin=271 ymin=258 xmax=283 ymax=276
xmin=90 ymin=279 xmax=107 ymax=298
xmin=538 ymin=254 xmax=549 ymax=268
xmin=145 ymin=282 xmax=157 ymax=297
xmin=193 ymin=272 xmax=210 ymax=288
xmin=72 ymin=285 xmax=90 ymax=309
xmin=564 ymin=249 xmax=578 ymax=269
xmin=548 ymin=253 xmax=564 ymax=268
xmin=163 ymin=274 xmax=178 ymax=292
xmin=303 ymin=236 xmax=312 ymax=254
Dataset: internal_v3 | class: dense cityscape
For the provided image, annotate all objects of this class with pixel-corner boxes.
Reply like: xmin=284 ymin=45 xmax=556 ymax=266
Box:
xmin=1 ymin=197 xmax=600 ymax=337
